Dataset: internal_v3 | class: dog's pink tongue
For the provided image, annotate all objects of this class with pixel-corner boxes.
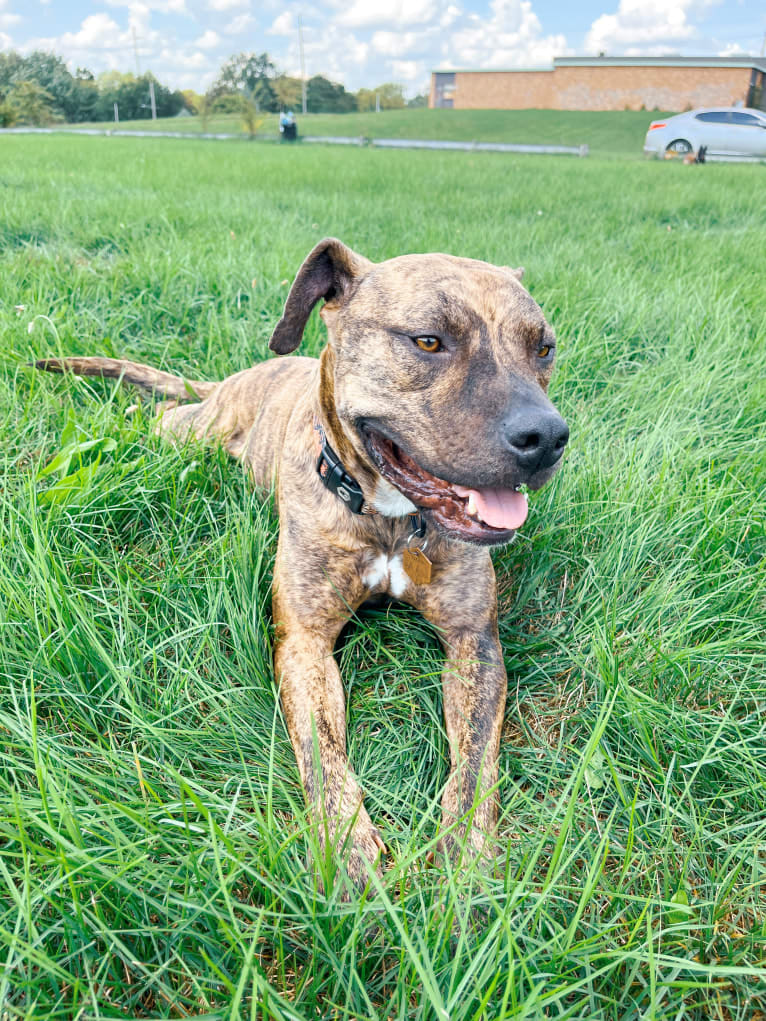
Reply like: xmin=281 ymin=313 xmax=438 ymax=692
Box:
xmin=455 ymin=486 xmax=529 ymax=530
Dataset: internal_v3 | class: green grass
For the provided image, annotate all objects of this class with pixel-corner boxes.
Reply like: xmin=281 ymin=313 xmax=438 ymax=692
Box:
xmin=1 ymin=134 xmax=765 ymax=1019
xmin=64 ymin=108 xmax=667 ymax=158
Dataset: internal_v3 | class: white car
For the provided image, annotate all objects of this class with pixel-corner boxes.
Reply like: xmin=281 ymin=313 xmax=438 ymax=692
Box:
xmin=643 ymin=107 xmax=766 ymax=159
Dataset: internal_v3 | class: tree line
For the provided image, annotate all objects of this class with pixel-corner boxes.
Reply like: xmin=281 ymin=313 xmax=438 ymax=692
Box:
xmin=0 ymin=49 xmax=427 ymax=127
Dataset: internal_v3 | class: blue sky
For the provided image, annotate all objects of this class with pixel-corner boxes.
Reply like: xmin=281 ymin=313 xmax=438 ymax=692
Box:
xmin=1 ymin=0 xmax=763 ymax=96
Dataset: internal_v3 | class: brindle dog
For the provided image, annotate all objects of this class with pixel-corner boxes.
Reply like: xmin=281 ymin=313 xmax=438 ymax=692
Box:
xmin=35 ymin=238 xmax=568 ymax=888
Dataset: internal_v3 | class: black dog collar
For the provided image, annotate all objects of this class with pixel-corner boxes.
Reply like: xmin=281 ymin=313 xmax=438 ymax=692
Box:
xmin=312 ymin=420 xmax=428 ymax=540
xmin=313 ymin=420 xmax=369 ymax=515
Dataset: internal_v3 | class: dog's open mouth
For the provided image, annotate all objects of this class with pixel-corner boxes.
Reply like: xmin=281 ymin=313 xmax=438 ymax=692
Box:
xmin=362 ymin=427 xmax=528 ymax=544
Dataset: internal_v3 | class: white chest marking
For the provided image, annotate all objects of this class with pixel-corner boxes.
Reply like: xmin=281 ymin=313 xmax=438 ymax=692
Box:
xmin=362 ymin=553 xmax=411 ymax=597
xmin=363 ymin=554 xmax=389 ymax=591
xmin=387 ymin=556 xmax=410 ymax=598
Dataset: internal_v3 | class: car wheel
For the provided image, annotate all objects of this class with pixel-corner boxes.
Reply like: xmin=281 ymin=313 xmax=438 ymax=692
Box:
xmin=666 ymin=138 xmax=692 ymax=155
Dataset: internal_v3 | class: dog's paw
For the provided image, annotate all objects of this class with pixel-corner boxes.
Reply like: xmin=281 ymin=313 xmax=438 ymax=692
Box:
xmin=309 ymin=808 xmax=386 ymax=898
xmin=434 ymin=814 xmax=499 ymax=876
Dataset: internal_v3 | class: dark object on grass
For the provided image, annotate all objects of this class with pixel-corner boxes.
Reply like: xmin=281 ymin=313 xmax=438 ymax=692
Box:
xmin=280 ymin=109 xmax=297 ymax=141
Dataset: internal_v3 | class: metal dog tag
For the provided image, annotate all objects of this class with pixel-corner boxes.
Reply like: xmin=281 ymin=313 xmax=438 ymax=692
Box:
xmin=402 ymin=546 xmax=432 ymax=585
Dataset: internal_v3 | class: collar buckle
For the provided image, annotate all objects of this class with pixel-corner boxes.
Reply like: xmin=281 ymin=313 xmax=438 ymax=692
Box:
xmin=315 ymin=422 xmax=367 ymax=515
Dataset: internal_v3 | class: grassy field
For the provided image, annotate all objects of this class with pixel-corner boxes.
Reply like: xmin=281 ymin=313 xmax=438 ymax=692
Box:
xmin=1 ymin=132 xmax=765 ymax=1019
xmin=64 ymin=108 xmax=666 ymax=158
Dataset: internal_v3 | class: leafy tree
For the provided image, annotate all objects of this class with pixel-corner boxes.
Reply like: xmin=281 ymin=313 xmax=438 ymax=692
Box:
xmin=152 ymin=78 xmax=185 ymax=118
xmin=181 ymin=89 xmax=203 ymax=114
xmin=211 ymin=52 xmax=278 ymax=112
xmin=306 ymin=75 xmax=355 ymax=113
xmin=210 ymin=93 xmax=242 ymax=114
xmin=0 ymin=51 xmax=181 ymax=123
xmin=204 ymin=89 xmax=263 ymax=135
xmin=239 ymin=93 xmax=265 ymax=138
xmin=72 ymin=68 xmax=98 ymax=122
xmin=0 ymin=100 xmax=16 ymax=127
xmin=356 ymin=83 xmax=405 ymax=111
xmin=356 ymin=88 xmax=375 ymax=112
xmin=94 ymin=72 xmax=142 ymax=120
xmin=96 ymin=70 xmax=126 ymax=94
xmin=6 ymin=80 xmax=59 ymax=126
xmin=11 ymin=52 xmax=80 ymax=120
xmin=273 ymin=74 xmax=302 ymax=111
xmin=407 ymin=93 xmax=428 ymax=108
xmin=0 ymin=51 xmax=24 ymax=95
xmin=94 ymin=71 xmax=184 ymax=121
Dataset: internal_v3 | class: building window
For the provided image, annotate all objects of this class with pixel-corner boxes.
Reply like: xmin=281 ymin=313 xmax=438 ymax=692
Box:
xmin=748 ymin=71 xmax=765 ymax=111
xmin=433 ymin=73 xmax=456 ymax=109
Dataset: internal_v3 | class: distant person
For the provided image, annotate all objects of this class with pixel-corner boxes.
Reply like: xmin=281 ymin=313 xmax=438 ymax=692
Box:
xmin=280 ymin=109 xmax=297 ymax=142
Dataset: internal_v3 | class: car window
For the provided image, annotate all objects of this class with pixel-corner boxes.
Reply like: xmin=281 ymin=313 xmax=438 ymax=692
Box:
xmin=695 ymin=112 xmax=731 ymax=123
xmin=730 ymin=112 xmax=761 ymax=125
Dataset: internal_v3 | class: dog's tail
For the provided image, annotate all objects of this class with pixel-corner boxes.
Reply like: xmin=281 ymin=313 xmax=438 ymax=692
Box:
xmin=33 ymin=357 xmax=217 ymax=402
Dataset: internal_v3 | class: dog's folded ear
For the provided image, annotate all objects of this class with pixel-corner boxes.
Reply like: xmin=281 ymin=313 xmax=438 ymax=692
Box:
xmin=505 ymin=266 xmax=525 ymax=282
xmin=269 ymin=238 xmax=371 ymax=355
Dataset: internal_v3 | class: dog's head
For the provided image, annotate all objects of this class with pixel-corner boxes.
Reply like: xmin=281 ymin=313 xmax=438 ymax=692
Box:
xmin=270 ymin=238 xmax=568 ymax=545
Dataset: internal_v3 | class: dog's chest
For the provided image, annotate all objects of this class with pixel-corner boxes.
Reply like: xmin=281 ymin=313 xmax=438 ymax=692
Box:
xmin=360 ymin=551 xmax=411 ymax=599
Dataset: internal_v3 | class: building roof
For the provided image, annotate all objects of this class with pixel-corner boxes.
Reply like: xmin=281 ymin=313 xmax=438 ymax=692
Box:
xmin=432 ymin=56 xmax=766 ymax=75
xmin=432 ymin=67 xmax=551 ymax=75
xmin=555 ymin=56 xmax=766 ymax=72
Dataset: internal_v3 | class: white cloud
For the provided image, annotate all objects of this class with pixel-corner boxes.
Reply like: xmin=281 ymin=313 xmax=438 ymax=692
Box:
xmin=390 ymin=59 xmax=421 ymax=81
xmin=336 ymin=0 xmax=437 ymax=29
xmin=268 ymin=11 xmax=294 ymax=35
xmin=0 ymin=1 xmax=20 ymax=28
xmin=370 ymin=30 xmax=421 ymax=56
xmin=33 ymin=13 xmax=132 ymax=52
xmin=193 ymin=29 xmax=220 ymax=48
xmin=105 ymin=0 xmax=187 ymax=12
xmin=161 ymin=66 xmax=218 ymax=90
xmin=222 ymin=12 xmax=255 ymax=34
xmin=0 ymin=29 xmax=11 ymax=48
xmin=718 ymin=41 xmax=745 ymax=56
xmin=585 ymin=0 xmax=719 ymax=54
xmin=304 ymin=30 xmax=370 ymax=80
xmin=446 ymin=0 xmax=569 ymax=68
xmin=440 ymin=5 xmax=461 ymax=28
xmin=158 ymin=46 xmax=209 ymax=68
xmin=206 ymin=0 xmax=248 ymax=10
xmin=22 ymin=9 xmax=222 ymax=87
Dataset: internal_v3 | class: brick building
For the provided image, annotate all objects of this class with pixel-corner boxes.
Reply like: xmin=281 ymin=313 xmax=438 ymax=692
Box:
xmin=430 ymin=57 xmax=766 ymax=113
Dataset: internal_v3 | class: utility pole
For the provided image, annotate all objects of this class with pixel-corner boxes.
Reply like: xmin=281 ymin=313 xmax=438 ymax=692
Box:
xmin=298 ymin=14 xmax=307 ymax=115
xmin=149 ymin=80 xmax=157 ymax=119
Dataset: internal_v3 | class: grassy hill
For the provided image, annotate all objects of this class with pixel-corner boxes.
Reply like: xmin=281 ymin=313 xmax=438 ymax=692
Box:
xmin=67 ymin=108 xmax=667 ymax=158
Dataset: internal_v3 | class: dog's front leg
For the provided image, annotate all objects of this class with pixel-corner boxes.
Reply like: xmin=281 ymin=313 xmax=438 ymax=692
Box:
xmin=421 ymin=563 xmax=507 ymax=865
xmin=440 ymin=623 xmax=506 ymax=864
xmin=272 ymin=546 xmax=385 ymax=890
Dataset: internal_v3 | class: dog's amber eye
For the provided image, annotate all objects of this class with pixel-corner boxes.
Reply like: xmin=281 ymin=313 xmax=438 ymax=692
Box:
xmin=538 ymin=344 xmax=552 ymax=359
xmin=414 ymin=336 xmax=442 ymax=353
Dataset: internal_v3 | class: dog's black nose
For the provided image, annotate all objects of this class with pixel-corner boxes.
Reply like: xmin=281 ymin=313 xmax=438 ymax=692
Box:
xmin=504 ymin=408 xmax=569 ymax=472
